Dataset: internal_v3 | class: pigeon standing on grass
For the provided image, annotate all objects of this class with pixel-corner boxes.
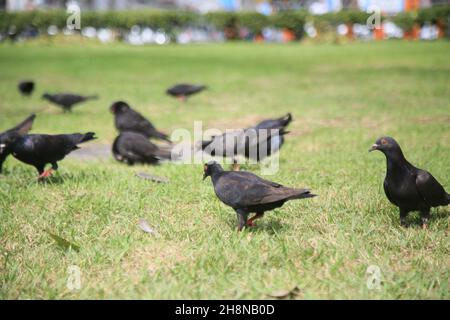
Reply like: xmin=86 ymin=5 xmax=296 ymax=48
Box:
xmin=203 ymin=161 xmax=316 ymax=231
xmin=0 ymin=114 xmax=36 ymax=173
xmin=112 ymin=131 xmax=173 ymax=165
xmin=201 ymin=113 xmax=292 ymax=170
xmin=110 ymin=101 xmax=171 ymax=143
xmin=166 ymin=83 xmax=207 ymax=102
xmin=18 ymin=81 xmax=35 ymax=96
xmin=42 ymin=92 xmax=98 ymax=112
xmin=1 ymin=128 xmax=96 ymax=180
xmin=369 ymin=136 xmax=449 ymax=229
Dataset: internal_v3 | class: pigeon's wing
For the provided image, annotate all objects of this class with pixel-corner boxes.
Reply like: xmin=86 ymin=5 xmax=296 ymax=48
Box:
xmin=383 ymin=179 xmax=397 ymax=206
xmin=415 ymin=170 xmax=449 ymax=207
xmin=214 ymin=171 xmax=308 ymax=207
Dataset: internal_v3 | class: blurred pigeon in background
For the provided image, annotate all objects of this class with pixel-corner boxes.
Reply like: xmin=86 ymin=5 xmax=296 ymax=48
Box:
xmin=110 ymin=101 xmax=171 ymax=143
xmin=201 ymin=113 xmax=292 ymax=170
xmin=166 ymin=83 xmax=207 ymax=102
xmin=42 ymin=92 xmax=98 ymax=112
xmin=18 ymin=80 xmax=35 ymax=96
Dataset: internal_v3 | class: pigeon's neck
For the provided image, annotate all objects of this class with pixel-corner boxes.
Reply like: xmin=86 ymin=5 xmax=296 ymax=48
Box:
xmin=210 ymin=168 xmax=224 ymax=185
xmin=385 ymin=150 xmax=410 ymax=176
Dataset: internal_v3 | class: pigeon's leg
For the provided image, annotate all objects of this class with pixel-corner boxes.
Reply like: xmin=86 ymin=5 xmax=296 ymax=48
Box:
xmin=235 ymin=209 xmax=249 ymax=232
xmin=231 ymin=158 xmax=240 ymax=171
xmin=420 ymin=209 xmax=430 ymax=230
xmin=38 ymin=163 xmax=57 ymax=180
xmin=247 ymin=212 xmax=264 ymax=227
xmin=177 ymin=96 xmax=186 ymax=103
xmin=399 ymin=208 xmax=408 ymax=227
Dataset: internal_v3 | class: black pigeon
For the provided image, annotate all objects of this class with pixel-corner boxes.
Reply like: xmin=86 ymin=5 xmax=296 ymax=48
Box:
xmin=166 ymin=83 xmax=206 ymax=102
xmin=0 ymin=114 xmax=36 ymax=173
xmin=201 ymin=113 xmax=292 ymax=166
xmin=4 ymin=130 xmax=96 ymax=180
xmin=110 ymin=101 xmax=171 ymax=143
xmin=370 ymin=136 xmax=449 ymax=228
xmin=18 ymin=81 xmax=35 ymax=96
xmin=42 ymin=93 xmax=98 ymax=112
xmin=203 ymin=161 xmax=316 ymax=231
xmin=112 ymin=131 xmax=173 ymax=165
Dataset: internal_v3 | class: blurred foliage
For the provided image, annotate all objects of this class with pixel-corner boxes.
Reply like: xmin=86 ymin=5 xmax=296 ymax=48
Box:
xmin=0 ymin=6 xmax=449 ymax=37
xmin=392 ymin=12 xmax=417 ymax=32
xmin=271 ymin=10 xmax=307 ymax=38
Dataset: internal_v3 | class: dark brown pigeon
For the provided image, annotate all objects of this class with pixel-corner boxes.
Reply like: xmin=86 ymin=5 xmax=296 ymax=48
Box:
xmin=42 ymin=92 xmax=98 ymax=112
xmin=166 ymin=83 xmax=206 ymax=102
xmin=203 ymin=161 xmax=316 ymax=231
xmin=112 ymin=131 xmax=173 ymax=165
xmin=110 ymin=101 xmax=171 ymax=143
xmin=3 ymin=129 xmax=96 ymax=180
xmin=370 ymin=136 xmax=449 ymax=228
xmin=0 ymin=114 xmax=36 ymax=173
xmin=18 ymin=81 xmax=35 ymax=96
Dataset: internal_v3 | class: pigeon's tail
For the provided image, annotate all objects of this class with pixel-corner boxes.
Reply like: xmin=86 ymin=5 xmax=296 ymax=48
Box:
xmin=153 ymin=130 xmax=171 ymax=144
xmin=289 ymin=189 xmax=317 ymax=200
xmin=86 ymin=95 xmax=98 ymax=100
xmin=280 ymin=113 xmax=292 ymax=127
xmin=200 ymin=140 xmax=212 ymax=151
xmin=155 ymin=146 xmax=179 ymax=162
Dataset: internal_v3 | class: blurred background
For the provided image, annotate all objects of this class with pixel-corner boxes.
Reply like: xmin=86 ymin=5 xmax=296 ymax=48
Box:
xmin=1 ymin=0 xmax=449 ymax=44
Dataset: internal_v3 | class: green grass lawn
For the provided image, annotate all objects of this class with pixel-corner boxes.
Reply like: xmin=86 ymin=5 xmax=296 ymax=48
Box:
xmin=0 ymin=40 xmax=449 ymax=299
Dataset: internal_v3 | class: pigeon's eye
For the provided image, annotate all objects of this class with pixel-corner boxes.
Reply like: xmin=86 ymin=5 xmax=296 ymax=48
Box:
xmin=381 ymin=139 xmax=388 ymax=145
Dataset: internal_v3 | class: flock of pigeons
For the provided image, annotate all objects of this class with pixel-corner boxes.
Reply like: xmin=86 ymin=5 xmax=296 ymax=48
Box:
xmin=1 ymin=80 xmax=448 ymax=231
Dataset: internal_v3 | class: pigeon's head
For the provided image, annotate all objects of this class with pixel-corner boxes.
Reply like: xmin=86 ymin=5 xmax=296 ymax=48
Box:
xmin=110 ymin=101 xmax=130 ymax=114
xmin=369 ymin=136 xmax=402 ymax=154
xmin=0 ymin=114 xmax=35 ymax=155
xmin=203 ymin=161 xmax=223 ymax=180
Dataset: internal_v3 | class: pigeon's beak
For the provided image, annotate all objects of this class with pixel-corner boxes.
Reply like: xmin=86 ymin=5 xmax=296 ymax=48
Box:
xmin=368 ymin=144 xmax=379 ymax=152
xmin=0 ymin=144 xmax=5 ymax=154
xmin=202 ymin=172 xmax=207 ymax=181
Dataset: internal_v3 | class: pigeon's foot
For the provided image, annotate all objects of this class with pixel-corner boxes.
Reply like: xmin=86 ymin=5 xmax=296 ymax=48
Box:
xmin=422 ymin=223 xmax=428 ymax=230
xmin=246 ymin=220 xmax=256 ymax=227
xmin=247 ymin=212 xmax=264 ymax=227
xmin=38 ymin=169 xmax=54 ymax=181
xmin=177 ymin=96 xmax=186 ymax=103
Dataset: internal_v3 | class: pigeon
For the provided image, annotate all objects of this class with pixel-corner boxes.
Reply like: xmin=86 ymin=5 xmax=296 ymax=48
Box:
xmin=42 ymin=93 xmax=98 ymax=112
xmin=110 ymin=101 xmax=171 ymax=143
xmin=200 ymin=113 xmax=292 ymax=169
xmin=18 ymin=81 xmax=35 ymax=96
xmin=3 ymin=130 xmax=96 ymax=180
xmin=0 ymin=114 xmax=36 ymax=173
xmin=369 ymin=136 xmax=449 ymax=228
xmin=203 ymin=161 xmax=316 ymax=231
xmin=112 ymin=131 xmax=173 ymax=165
xmin=166 ymin=83 xmax=207 ymax=102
